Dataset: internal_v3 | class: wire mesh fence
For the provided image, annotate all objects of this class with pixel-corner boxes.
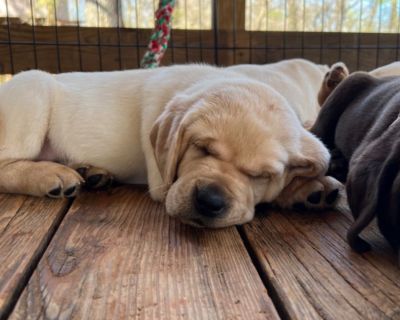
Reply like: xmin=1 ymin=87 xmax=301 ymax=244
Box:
xmin=0 ymin=0 xmax=398 ymax=76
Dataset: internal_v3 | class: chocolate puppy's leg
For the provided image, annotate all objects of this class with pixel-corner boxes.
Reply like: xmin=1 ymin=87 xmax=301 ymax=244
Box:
xmin=347 ymin=137 xmax=400 ymax=252
xmin=346 ymin=200 xmax=375 ymax=252
xmin=328 ymin=148 xmax=348 ymax=182
xmin=346 ymin=165 xmax=383 ymax=252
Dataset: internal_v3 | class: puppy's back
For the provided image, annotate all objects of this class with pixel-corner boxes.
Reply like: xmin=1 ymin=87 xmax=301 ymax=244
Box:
xmin=311 ymin=73 xmax=400 ymax=159
xmin=342 ymin=76 xmax=400 ymax=160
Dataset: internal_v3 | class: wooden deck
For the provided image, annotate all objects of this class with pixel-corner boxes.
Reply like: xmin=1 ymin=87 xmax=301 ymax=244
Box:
xmin=0 ymin=185 xmax=399 ymax=320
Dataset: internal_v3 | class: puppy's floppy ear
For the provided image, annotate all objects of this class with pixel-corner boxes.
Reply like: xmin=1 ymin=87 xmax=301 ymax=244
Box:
xmin=381 ymin=169 xmax=400 ymax=251
xmin=150 ymin=96 xmax=195 ymax=189
xmin=346 ymin=134 xmax=400 ymax=253
xmin=288 ymin=130 xmax=330 ymax=180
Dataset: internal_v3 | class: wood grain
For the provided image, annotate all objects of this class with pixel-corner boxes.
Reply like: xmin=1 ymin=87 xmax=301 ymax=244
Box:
xmin=216 ymin=0 xmax=245 ymax=31
xmin=0 ymin=195 xmax=69 ymax=319
xmin=10 ymin=186 xmax=279 ymax=320
xmin=242 ymin=207 xmax=400 ymax=320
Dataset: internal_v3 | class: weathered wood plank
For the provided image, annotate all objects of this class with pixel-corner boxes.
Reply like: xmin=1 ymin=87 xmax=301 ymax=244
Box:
xmin=216 ymin=0 xmax=245 ymax=31
xmin=0 ymin=195 xmax=69 ymax=319
xmin=242 ymin=206 xmax=400 ymax=320
xmin=10 ymin=186 xmax=279 ymax=320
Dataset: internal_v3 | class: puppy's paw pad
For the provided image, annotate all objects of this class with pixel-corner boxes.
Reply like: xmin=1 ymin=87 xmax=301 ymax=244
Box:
xmin=87 ymin=174 xmax=103 ymax=187
xmin=72 ymin=164 xmax=114 ymax=189
xmin=350 ymin=236 xmax=372 ymax=253
xmin=326 ymin=63 xmax=349 ymax=88
xmin=307 ymin=191 xmax=322 ymax=204
xmin=331 ymin=64 xmax=348 ymax=77
xmin=47 ymin=182 xmax=81 ymax=199
xmin=327 ymin=77 xmax=341 ymax=89
xmin=86 ymin=174 xmax=113 ymax=189
xmin=325 ymin=189 xmax=339 ymax=205
xmin=48 ymin=186 xmax=62 ymax=198
xmin=63 ymin=185 xmax=79 ymax=198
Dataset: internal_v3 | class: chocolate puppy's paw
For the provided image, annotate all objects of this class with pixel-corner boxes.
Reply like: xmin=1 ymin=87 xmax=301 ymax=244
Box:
xmin=318 ymin=62 xmax=350 ymax=106
xmin=326 ymin=62 xmax=349 ymax=89
xmin=328 ymin=148 xmax=348 ymax=182
xmin=348 ymin=235 xmax=372 ymax=253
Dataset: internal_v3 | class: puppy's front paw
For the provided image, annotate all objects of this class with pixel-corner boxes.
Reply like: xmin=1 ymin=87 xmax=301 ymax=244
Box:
xmin=326 ymin=62 xmax=349 ymax=89
xmin=318 ymin=62 xmax=350 ymax=106
xmin=347 ymin=232 xmax=372 ymax=253
xmin=40 ymin=163 xmax=84 ymax=198
xmin=74 ymin=165 xmax=114 ymax=189
xmin=275 ymin=176 xmax=344 ymax=211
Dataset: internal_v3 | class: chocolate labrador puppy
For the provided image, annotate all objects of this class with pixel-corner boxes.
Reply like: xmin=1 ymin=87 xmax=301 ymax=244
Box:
xmin=312 ymin=67 xmax=400 ymax=254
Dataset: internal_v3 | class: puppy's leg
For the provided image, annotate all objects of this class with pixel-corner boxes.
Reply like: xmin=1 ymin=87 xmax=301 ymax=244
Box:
xmin=0 ymin=70 xmax=84 ymax=197
xmin=318 ymin=62 xmax=349 ymax=106
xmin=327 ymin=148 xmax=349 ymax=182
xmin=0 ymin=160 xmax=83 ymax=198
xmin=274 ymin=176 xmax=344 ymax=210
xmin=72 ymin=164 xmax=114 ymax=189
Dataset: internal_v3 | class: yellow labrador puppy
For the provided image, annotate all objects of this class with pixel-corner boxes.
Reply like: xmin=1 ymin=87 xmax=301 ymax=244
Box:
xmin=0 ymin=59 xmax=341 ymax=227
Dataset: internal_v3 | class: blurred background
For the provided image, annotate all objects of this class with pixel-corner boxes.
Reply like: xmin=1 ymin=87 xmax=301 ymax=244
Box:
xmin=0 ymin=0 xmax=398 ymax=78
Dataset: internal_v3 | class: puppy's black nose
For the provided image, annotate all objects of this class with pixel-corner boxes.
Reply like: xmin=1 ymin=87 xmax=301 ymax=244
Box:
xmin=194 ymin=185 xmax=227 ymax=218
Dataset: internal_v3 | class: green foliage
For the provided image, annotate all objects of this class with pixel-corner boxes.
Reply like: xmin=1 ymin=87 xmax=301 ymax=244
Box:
xmin=246 ymin=0 xmax=400 ymax=33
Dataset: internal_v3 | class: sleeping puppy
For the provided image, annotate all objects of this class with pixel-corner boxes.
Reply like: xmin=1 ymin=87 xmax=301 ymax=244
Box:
xmin=312 ymin=66 xmax=400 ymax=252
xmin=0 ymin=59 xmax=342 ymax=228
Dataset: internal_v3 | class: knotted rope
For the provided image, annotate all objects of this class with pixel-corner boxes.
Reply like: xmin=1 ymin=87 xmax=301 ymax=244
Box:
xmin=141 ymin=0 xmax=176 ymax=68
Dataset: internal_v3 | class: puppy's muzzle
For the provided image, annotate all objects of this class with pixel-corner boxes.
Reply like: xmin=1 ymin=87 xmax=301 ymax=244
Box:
xmin=194 ymin=184 xmax=228 ymax=218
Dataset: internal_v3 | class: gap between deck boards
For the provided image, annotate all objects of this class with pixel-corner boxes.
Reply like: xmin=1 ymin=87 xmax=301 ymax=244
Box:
xmin=236 ymin=225 xmax=290 ymax=320
xmin=0 ymin=197 xmax=75 ymax=320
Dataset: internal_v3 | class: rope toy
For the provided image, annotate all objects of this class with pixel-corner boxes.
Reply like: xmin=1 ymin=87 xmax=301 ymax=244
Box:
xmin=141 ymin=0 xmax=176 ymax=68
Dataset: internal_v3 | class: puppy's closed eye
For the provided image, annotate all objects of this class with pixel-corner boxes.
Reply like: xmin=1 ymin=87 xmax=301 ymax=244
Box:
xmin=242 ymin=169 xmax=271 ymax=181
xmin=193 ymin=142 xmax=214 ymax=157
xmin=192 ymin=139 xmax=227 ymax=159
